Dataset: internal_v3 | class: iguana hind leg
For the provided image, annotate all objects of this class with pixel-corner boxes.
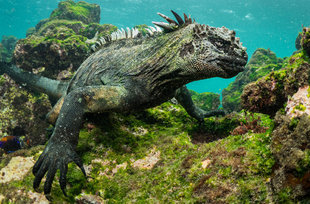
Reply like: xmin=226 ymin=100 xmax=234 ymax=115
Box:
xmin=33 ymin=85 xmax=129 ymax=198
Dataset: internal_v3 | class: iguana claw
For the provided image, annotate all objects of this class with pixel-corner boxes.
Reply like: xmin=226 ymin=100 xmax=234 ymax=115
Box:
xmin=32 ymin=140 xmax=86 ymax=199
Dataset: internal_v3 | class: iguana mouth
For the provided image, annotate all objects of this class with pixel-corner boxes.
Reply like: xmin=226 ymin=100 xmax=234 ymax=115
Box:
xmin=217 ymin=55 xmax=248 ymax=77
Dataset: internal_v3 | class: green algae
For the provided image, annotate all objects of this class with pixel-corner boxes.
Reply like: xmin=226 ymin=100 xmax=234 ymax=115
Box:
xmin=296 ymin=149 xmax=310 ymax=176
xmin=80 ymin=23 xmax=117 ymax=39
xmin=0 ymin=100 xmax=281 ymax=202
xmin=41 ymin=105 xmax=274 ymax=202
xmin=189 ymin=90 xmax=220 ymax=111
xmin=50 ymin=0 xmax=99 ymax=24
xmin=36 ymin=19 xmax=85 ymax=36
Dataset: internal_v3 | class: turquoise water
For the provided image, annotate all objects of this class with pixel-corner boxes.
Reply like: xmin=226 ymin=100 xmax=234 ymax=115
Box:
xmin=1 ymin=0 xmax=309 ymax=93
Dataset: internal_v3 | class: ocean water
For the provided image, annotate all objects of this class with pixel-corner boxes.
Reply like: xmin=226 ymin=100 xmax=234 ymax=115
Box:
xmin=0 ymin=0 xmax=309 ymax=93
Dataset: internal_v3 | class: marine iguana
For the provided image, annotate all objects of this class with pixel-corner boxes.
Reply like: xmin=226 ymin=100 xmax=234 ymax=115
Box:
xmin=0 ymin=11 xmax=247 ymax=198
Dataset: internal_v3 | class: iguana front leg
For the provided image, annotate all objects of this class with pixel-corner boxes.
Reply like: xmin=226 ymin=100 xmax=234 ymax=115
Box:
xmin=33 ymin=85 xmax=129 ymax=198
xmin=174 ymin=85 xmax=225 ymax=121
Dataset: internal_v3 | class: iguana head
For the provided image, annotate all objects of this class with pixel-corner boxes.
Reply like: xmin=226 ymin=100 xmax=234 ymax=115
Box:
xmin=153 ymin=11 xmax=248 ymax=80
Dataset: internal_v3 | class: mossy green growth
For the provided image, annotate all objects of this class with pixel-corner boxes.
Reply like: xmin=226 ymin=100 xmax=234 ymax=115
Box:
xmin=189 ymin=90 xmax=220 ymax=112
xmin=49 ymin=107 xmax=274 ymax=202
xmin=274 ymin=188 xmax=294 ymax=204
xmin=289 ymin=117 xmax=299 ymax=129
xmin=287 ymin=50 xmax=310 ymax=68
xmin=0 ymin=101 xmax=279 ymax=202
xmin=296 ymin=149 xmax=310 ymax=176
xmin=50 ymin=0 xmax=100 ymax=24
xmin=36 ymin=19 xmax=85 ymax=36
xmin=294 ymin=103 xmax=306 ymax=112
xmin=0 ymin=75 xmax=6 ymax=86
xmin=248 ymin=63 xmax=283 ymax=81
xmin=80 ymin=23 xmax=117 ymax=39
xmin=248 ymin=48 xmax=280 ymax=65
xmin=22 ymin=23 xmax=90 ymax=52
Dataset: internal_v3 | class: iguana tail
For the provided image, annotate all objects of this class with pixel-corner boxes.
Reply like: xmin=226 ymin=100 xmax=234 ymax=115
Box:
xmin=0 ymin=62 xmax=68 ymax=101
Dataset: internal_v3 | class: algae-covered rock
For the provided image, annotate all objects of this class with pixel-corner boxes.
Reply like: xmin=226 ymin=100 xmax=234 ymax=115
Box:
xmin=12 ymin=0 xmax=117 ymax=79
xmin=50 ymin=0 xmax=100 ymax=24
xmin=296 ymin=32 xmax=302 ymax=50
xmin=0 ymin=35 xmax=18 ymax=62
xmin=285 ymin=85 xmax=310 ymax=119
xmin=241 ymin=51 xmax=310 ymax=116
xmin=301 ymin=27 xmax=310 ymax=57
xmin=0 ymin=100 xmax=281 ymax=203
xmin=222 ymin=48 xmax=283 ymax=113
xmin=271 ymin=112 xmax=310 ymax=200
xmin=189 ymin=89 xmax=220 ymax=112
xmin=0 ymin=74 xmax=51 ymax=148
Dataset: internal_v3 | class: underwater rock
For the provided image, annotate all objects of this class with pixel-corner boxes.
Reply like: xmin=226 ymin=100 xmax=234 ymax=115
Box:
xmin=241 ymin=51 xmax=310 ymax=116
xmin=0 ymin=156 xmax=34 ymax=183
xmin=132 ymin=147 xmax=161 ymax=170
xmin=296 ymin=32 xmax=302 ymax=50
xmin=222 ymin=48 xmax=283 ymax=113
xmin=12 ymin=0 xmax=116 ymax=79
xmin=0 ymin=74 xmax=51 ymax=147
xmin=50 ymin=0 xmax=100 ymax=24
xmin=286 ymin=85 xmax=310 ymax=119
xmin=301 ymin=27 xmax=310 ymax=57
xmin=0 ymin=35 xmax=18 ymax=62
xmin=76 ymin=193 xmax=106 ymax=204
xmin=271 ymin=113 xmax=310 ymax=199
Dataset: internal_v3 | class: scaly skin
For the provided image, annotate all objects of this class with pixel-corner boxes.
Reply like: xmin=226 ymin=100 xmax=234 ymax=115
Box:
xmin=0 ymin=11 xmax=247 ymax=199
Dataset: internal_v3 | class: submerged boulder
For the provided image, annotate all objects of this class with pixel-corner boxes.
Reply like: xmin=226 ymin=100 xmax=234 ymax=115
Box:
xmin=12 ymin=0 xmax=116 ymax=80
xmin=49 ymin=0 xmax=100 ymax=24
xmin=0 ymin=74 xmax=51 ymax=150
xmin=222 ymin=48 xmax=283 ymax=113
xmin=301 ymin=27 xmax=310 ymax=57
xmin=241 ymin=51 xmax=310 ymax=116
xmin=271 ymin=113 xmax=310 ymax=200
xmin=0 ymin=36 xmax=18 ymax=62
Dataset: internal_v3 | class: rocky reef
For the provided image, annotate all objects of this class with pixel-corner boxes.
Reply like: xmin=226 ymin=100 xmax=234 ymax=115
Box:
xmin=240 ymin=27 xmax=310 ymax=201
xmin=12 ymin=0 xmax=116 ymax=80
xmin=222 ymin=48 xmax=283 ymax=113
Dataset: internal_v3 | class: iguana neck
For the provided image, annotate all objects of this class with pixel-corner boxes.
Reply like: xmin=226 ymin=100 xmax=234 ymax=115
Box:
xmin=135 ymin=33 xmax=193 ymax=96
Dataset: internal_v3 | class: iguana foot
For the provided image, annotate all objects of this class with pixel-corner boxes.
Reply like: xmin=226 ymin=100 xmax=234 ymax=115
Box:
xmin=32 ymin=140 xmax=86 ymax=199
